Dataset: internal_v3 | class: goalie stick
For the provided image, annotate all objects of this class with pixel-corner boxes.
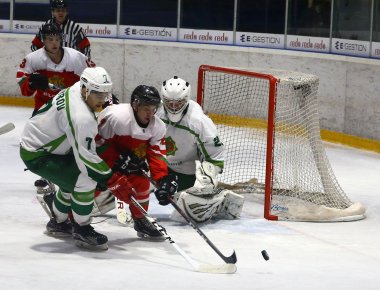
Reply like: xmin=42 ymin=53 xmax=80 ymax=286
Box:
xmin=218 ymin=178 xmax=258 ymax=193
xmin=130 ymin=195 xmax=236 ymax=274
xmin=0 ymin=122 xmax=15 ymax=135
xmin=168 ymin=196 xmax=237 ymax=264
xmin=141 ymin=170 xmax=237 ymax=265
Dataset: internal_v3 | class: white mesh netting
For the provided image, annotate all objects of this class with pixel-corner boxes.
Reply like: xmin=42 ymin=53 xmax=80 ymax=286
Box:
xmin=199 ymin=66 xmax=365 ymax=221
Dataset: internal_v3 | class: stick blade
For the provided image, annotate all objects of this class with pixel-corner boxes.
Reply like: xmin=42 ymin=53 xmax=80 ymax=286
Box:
xmin=0 ymin=122 xmax=15 ymax=135
xmin=197 ymin=263 xmax=237 ymax=274
xmin=224 ymin=250 xmax=237 ymax=264
xmin=115 ymin=197 xmax=132 ymax=225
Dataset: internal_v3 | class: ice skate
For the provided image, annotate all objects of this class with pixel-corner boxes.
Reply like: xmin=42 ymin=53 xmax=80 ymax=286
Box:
xmin=45 ymin=218 xmax=72 ymax=237
xmin=35 ymin=178 xmax=56 ymax=195
xmin=72 ymin=223 xmax=108 ymax=251
xmin=133 ymin=217 xmax=165 ymax=240
xmin=35 ymin=179 xmax=56 ymax=218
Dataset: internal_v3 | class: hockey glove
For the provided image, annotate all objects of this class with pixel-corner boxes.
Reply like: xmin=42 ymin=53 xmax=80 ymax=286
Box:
xmin=113 ymin=151 xmax=148 ymax=176
xmin=29 ymin=73 xmax=49 ymax=90
xmin=107 ymin=172 xmax=134 ymax=204
xmin=187 ymin=161 xmax=221 ymax=195
xmin=154 ymin=174 xmax=178 ymax=206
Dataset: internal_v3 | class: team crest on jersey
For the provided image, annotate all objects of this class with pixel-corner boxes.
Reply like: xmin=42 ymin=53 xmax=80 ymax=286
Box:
xmin=165 ymin=136 xmax=177 ymax=156
xmin=49 ymin=75 xmax=65 ymax=90
xmin=133 ymin=143 xmax=147 ymax=159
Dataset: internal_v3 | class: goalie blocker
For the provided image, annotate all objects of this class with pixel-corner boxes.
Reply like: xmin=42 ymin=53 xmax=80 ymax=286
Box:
xmin=171 ymin=161 xmax=244 ymax=223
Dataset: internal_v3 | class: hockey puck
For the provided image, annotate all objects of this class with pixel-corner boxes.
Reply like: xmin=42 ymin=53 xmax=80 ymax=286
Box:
xmin=261 ymin=250 xmax=269 ymax=261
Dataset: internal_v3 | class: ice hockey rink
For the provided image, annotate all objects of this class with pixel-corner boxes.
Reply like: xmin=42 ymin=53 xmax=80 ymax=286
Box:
xmin=1 ymin=105 xmax=379 ymax=290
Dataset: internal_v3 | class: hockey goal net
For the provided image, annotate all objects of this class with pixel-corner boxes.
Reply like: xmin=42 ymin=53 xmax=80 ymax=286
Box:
xmin=197 ymin=64 xmax=365 ymax=222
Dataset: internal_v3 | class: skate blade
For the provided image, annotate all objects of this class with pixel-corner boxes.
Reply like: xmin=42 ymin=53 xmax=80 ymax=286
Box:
xmin=74 ymin=240 xmax=108 ymax=251
xmin=44 ymin=230 xmax=72 ymax=238
xmin=136 ymin=231 xmax=165 ymax=241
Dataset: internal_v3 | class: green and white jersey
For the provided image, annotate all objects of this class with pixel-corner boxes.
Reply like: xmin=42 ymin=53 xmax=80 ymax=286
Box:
xmin=157 ymin=100 xmax=224 ymax=175
xmin=20 ymin=82 xmax=112 ymax=185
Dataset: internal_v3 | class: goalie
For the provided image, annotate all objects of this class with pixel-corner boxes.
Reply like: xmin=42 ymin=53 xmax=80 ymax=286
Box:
xmin=156 ymin=76 xmax=245 ymax=223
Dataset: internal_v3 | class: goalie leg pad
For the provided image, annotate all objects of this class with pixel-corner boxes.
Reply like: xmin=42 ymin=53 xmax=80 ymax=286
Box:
xmin=215 ymin=190 xmax=245 ymax=220
xmin=170 ymin=189 xmax=245 ymax=222
xmin=170 ymin=190 xmax=226 ymax=223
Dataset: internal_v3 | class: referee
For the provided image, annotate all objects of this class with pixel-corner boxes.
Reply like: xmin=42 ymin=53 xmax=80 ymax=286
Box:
xmin=31 ymin=0 xmax=91 ymax=57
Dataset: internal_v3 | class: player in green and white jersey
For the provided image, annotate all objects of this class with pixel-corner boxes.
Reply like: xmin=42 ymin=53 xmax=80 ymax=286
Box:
xmin=20 ymin=67 xmax=134 ymax=251
xmin=156 ymin=76 xmax=244 ymax=223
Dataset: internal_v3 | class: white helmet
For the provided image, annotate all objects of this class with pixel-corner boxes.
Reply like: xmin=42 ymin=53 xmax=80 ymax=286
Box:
xmin=161 ymin=76 xmax=191 ymax=123
xmin=80 ymin=67 xmax=112 ymax=93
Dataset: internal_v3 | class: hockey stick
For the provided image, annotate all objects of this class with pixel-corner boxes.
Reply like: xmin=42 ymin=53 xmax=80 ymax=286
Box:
xmin=35 ymin=194 xmax=53 ymax=218
xmin=130 ymin=195 xmax=236 ymax=274
xmin=114 ymin=196 xmax=133 ymax=225
xmin=168 ymin=196 xmax=237 ymax=264
xmin=218 ymin=178 xmax=258 ymax=193
xmin=141 ymin=170 xmax=237 ymax=265
xmin=0 ymin=122 xmax=15 ymax=135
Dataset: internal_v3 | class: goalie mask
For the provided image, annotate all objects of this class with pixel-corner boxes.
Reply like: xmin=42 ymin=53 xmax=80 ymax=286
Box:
xmin=161 ymin=76 xmax=190 ymax=123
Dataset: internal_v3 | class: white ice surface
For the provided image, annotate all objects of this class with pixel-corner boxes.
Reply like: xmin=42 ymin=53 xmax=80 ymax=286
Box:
xmin=1 ymin=105 xmax=380 ymax=290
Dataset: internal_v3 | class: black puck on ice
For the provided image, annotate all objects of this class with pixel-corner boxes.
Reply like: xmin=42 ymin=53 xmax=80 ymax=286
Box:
xmin=261 ymin=250 xmax=269 ymax=261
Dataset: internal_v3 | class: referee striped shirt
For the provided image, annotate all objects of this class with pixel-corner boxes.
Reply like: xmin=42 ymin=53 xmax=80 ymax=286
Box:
xmin=31 ymin=18 xmax=91 ymax=57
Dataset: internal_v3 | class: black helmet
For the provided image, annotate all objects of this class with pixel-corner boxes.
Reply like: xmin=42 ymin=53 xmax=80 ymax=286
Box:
xmin=41 ymin=23 xmax=63 ymax=40
xmin=131 ymin=85 xmax=161 ymax=107
xmin=51 ymin=0 xmax=68 ymax=9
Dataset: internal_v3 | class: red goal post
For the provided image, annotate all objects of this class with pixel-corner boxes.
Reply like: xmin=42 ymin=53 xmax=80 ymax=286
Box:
xmin=197 ymin=64 xmax=365 ymax=222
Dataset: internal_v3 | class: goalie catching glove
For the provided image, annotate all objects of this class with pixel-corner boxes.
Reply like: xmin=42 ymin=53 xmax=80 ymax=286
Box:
xmin=106 ymin=172 xmax=134 ymax=204
xmin=187 ymin=160 xmax=221 ymax=195
xmin=113 ymin=150 xmax=148 ymax=176
xmin=29 ymin=73 xmax=49 ymax=90
xmin=154 ymin=174 xmax=178 ymax=205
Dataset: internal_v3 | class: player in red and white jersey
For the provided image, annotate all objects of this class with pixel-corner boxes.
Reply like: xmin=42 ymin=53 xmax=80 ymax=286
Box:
xmin=17 ymin=23 xmax=94 ymax=114
xmin=97 ymin=85 xmax=178 ymax=239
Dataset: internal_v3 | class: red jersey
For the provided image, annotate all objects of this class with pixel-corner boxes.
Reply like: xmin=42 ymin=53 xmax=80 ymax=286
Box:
xmin=97 ymin=103 xmax=168 ymax=183
xmin=16 ymin=47 xmax=94 ymax=110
